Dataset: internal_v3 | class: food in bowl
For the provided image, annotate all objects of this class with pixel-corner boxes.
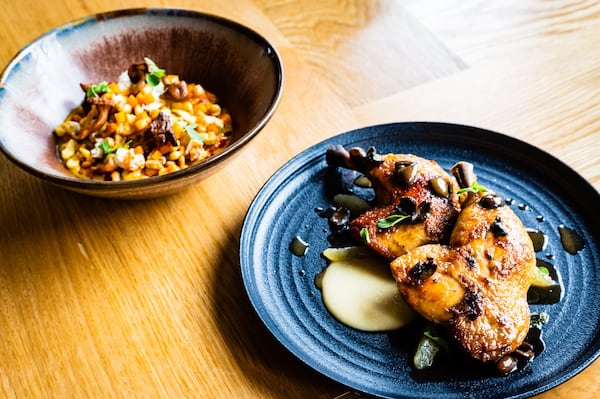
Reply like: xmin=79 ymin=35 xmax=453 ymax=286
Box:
xmin=54 ymin=58 xmax=232 ymax=181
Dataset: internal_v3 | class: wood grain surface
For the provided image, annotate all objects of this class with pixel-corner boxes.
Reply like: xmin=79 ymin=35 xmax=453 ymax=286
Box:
xmin=0 ymin=1 xmax=598 ymax=398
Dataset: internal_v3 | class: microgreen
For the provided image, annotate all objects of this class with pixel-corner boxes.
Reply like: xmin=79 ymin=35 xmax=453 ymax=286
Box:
xmin=98 ymin=140 xmax=113 ymax=154
xmin=376 ymin=214 xmax=410 ymax=229
xmin=99 ymin=139 xmax=131 ymax=155
xmin=530 ymin=312 xmax=549 ymax=329
xmin=359 ymin=228 xmax=370 ymax=244
xmin=86 ymin=82 xmax=111 ymax=98
xmin=456 ymin=181 xmax=488 ymax=195
xmin=144 ymin=57 xmax=166 ymax=87
xmin=184 ymin=123 xmax=203 ymax=142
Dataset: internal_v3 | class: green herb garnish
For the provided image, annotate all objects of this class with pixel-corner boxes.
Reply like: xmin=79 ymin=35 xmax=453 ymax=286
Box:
xmin=456 ymin=182 xmax=488 ymax=195
xmin=376 ymin=214 xmax=410 ymax=229
xmin=359 ymin=227 xmax=370 ymax=244
xmin=98 ymin=140 xmax=113 ymax=154
xmin=86 ymin=82 xmax=111 ymax=98
xmin=99 ymin=139 xmax=131 ymax=155
xmin=144 ymin=57 xmax=166 ymax=86
xmin=530 ymin=312 xmax=550 ymax=329
xmin=184 ymin=123 xmax=203 ymax=142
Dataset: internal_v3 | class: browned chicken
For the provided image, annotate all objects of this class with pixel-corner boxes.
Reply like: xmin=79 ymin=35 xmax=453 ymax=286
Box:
xmin=390 ymin=162 xmax=537 ymax=362
xmin=326 ymin=147 xmax=537 ymax=364
xmin=326 ymin=146 xmax=460 ymax=259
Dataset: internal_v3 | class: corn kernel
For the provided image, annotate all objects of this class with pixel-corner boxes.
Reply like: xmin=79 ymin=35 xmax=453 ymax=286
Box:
xmin=141 ymin=84 xmax=153 ymax=95
xmin=60 ymin=139 xmax=78 ymax=160
xmin=126 ymin=95 xmax=138 ymax=107
xmin=66 ymin=157 xmax=80 ymax=170
xmin=133 ymin=104 xmax=144 ymax=115
xmin=114 ymin=111 xmax=127 ymax=124
xmin=163 ymin=75 xmax=179 ymax=85
xmin=167 ymin=151 xmax=182 ymax=161
xmin=148 ymin=150 xmax=163 ymax=160
xmin=108 ymin=82 xmax=121 ymax=94
xmin=145 ymin=159 xmax=164 ymax=170
xmin=135 ymin=117 xmax=151 ymax=131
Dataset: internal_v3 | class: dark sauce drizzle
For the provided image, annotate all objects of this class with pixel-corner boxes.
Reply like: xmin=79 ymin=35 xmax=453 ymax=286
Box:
xmin=558 ymin=225 xmax=585 ymax=254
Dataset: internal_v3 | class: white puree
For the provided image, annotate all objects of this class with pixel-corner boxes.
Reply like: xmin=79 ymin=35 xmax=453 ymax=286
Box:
xmin=320 ymin=257 xmax=416 ymax=331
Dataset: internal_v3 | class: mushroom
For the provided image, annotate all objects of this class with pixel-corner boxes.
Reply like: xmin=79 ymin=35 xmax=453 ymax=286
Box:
xmin=162 ymin=79 xmax=189 ymax=102
xmin=78 ymin=96 xmax=115 ymax=139
xmin=325 ymin=145 xmax=384 ymax=172
xmin=128 ymin=61 xmax=149 ymax=83
xmin=394 ymin=160 xmax=419 ymax=186
xmin=450 ymin=161 xmax=476 ymax=189
xmin=429 ymin=177 xmax=450 ymax=198
xmin=149 ymin=111 xmax=177 ymax=146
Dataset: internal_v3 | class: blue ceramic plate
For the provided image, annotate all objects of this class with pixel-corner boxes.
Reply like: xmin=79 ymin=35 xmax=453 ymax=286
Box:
xmin=239 ymin=122 xmax=600 ymax=399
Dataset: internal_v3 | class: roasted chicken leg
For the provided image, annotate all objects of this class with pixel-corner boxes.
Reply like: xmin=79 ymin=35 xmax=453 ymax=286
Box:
xmin=390 ymin=162 xmax=537 ymax=362
xmin=326 ymin=146 xmax=460 ymax=259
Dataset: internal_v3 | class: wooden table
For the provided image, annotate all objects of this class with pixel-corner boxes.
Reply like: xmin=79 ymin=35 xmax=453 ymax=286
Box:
xmin=1 ymin=1 xmax=598 ymax=398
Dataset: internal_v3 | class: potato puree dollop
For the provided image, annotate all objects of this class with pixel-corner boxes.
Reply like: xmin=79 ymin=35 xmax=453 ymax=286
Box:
xmin=318 ymin=256 xmax=416 ymax=331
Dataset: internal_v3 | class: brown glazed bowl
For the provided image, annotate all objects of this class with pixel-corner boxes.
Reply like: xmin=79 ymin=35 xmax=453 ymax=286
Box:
xmin=0 ymin=8 xmax=283 ymax=199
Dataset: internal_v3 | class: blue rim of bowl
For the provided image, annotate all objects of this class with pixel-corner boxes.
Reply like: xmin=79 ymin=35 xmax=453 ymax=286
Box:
xmin=0 ymin=8 xmax=284 ymax=191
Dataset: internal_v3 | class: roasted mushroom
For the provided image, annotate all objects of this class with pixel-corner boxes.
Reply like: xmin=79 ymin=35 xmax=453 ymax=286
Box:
xmin=162 ymin=79 xmax=189 ymax=102
xmin=78 ymin=95 xmax=115 ymax=139
xmin=128 ymin=61 xmax=149 ymax=83
xmin=148 ymin=111 xmax=177 ymax=146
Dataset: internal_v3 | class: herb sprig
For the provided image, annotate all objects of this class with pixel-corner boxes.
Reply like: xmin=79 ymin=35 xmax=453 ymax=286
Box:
xmin=184 ymin=123 xmax=203 ymax=142
xmin=456 ymin=182 xmax=488 ymax=195
xmin=359 ymin=227 xmax=370 ymax=244
xmin=99 ymin=139 xmax=131 ymax=155
xmin=376 ymin=214 xmax=410 ymax=229
xmin=86 ymin=82 xmax=111 ymax=98
xmin=144 ymin=57 xmax=166 ymax=86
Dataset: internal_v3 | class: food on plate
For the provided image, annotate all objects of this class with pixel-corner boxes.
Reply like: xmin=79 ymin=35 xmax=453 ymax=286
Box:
xmin=391 ymin=162 xmax=536 ymax=363
xmin=323 ymin=145 xmax=549 ymax=374
xmin=326 ymin=145 xmax=460 ymax=260
xmin=54 ymin=58 xmax=232 ymax=180
xmin=316 ymin=254 xmax=416 ymax=331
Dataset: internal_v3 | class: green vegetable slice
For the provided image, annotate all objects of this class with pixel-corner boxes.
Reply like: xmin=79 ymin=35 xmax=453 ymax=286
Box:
xmin=423 ymin=331 xmax=450 ymax=353
xmin=413 ymin=334 xmax=440 ymax=370
xmin=530 ymin=312 xmax=550 ymax=329
xmin=98 ymin=139 xmax=130 ymax=155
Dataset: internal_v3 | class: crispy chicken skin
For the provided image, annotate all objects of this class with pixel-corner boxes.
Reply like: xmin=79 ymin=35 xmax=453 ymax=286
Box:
xmin=391 ymin=187 xmax=537 ymax=362
xmin=350 ymin=205 xmax=432 ymax=259
xmin=326 ymin=146 xmax=460 ymax=260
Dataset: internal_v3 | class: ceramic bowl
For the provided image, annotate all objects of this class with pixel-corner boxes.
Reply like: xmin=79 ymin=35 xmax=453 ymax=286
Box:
xmin=0 ymin=8 xmax=283 ymax=199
